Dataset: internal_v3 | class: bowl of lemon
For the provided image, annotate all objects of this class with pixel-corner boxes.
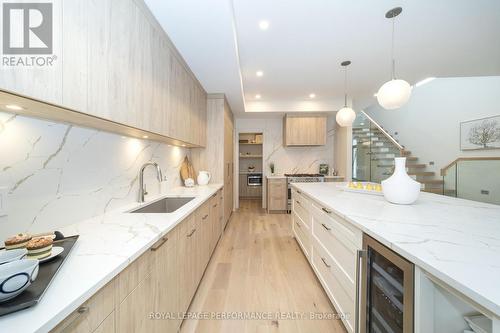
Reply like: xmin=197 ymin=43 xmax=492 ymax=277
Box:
xmin=339 ymin=182 xmax=383 ymax=196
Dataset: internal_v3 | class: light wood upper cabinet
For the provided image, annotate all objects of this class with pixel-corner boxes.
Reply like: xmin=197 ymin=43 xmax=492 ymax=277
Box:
xmin=0 ymin=0 xmax=207 ymax=147
xmin=283 ymin=114 xmax=327 ymax=146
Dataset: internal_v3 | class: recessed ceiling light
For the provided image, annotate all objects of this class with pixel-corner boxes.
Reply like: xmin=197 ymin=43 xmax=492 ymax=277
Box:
xmin=142 ymin=135 xmax=149 ymax=139
xmin=415 ymin=77 xmax=436 ymax=87
xmin=255 ymin=94 xmax=261 ymax=99
xmin=309 ymin=93 xmax=316 ymax=99
xmin=5 ymin=104 xmax=24 ymax=111
xmin=182 ymin=144 xmax=186 ymax=147
xmin=256 ymin=70 xmax=264 ymax=77
xmin=259 ymin=20 xmax=270 ymax=30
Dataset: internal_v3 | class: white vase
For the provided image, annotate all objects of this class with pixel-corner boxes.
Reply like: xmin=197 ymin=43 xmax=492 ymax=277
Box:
xmin=381 ymin=157 xmax=421 ymax=205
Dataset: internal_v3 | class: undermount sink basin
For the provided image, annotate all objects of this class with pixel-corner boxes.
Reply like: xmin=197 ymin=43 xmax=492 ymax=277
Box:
xmin=129 ymin=197 xmax=195 ymax=214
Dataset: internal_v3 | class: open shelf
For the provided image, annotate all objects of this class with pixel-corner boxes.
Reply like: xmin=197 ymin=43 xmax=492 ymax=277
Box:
xmin=239 ymin=142 xmax=262 ymax=145
xmin=240 ymin=155 xmax=263 ymax=159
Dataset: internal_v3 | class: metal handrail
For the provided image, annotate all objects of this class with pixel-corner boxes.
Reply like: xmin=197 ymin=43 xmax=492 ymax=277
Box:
xmin=360 ymin=110 xmax=404 ymax=151
xmin=440 ymin=157 xmax=500 ymax=176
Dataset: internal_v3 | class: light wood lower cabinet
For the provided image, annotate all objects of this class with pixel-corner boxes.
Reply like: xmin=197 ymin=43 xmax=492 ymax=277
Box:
xmin=51 ymin=189 xmax=223 ymax=333
xmin=267 ymin=178 xmax=287 ymax=212
xmin=291 ymin=188 xmax=362 ymax=333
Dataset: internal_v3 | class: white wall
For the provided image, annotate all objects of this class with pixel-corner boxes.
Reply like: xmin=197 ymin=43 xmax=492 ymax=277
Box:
xmin=364 ymin=76 xmax=500 ymax=203
xmin=234 ymin=115 xmax=335 ymax=208
xmin=365 ymin=77 xmax=500 ymax=173
xmin=0 ymin=112 xmax=189 ymax=241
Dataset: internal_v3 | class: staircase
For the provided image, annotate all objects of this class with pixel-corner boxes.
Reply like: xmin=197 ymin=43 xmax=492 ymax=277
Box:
xmin=352 ymin=124 xmax=445 ymax=194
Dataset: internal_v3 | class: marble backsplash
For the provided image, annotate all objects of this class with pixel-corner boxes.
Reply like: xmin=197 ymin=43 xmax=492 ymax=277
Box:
xmin=0 ymin=112 xmax=189 ymax=241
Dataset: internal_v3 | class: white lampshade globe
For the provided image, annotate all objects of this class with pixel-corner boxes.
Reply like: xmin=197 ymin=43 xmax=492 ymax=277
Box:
xmin=376 ymin=79 xmax=412 ymax=110
xmin=336 ymin=107 xmax=356 ymax=127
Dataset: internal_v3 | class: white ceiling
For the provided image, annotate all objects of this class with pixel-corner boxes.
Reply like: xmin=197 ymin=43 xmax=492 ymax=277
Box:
xmin=144 ymin=0 xmax=500 ymax=115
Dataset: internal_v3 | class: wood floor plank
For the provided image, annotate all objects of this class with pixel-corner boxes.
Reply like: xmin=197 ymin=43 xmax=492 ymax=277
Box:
xmin=180 ymin=199 xmax=347 ymax=333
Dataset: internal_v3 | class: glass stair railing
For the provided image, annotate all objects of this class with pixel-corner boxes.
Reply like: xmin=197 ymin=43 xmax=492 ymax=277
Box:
xmin=352 ymin=112 xmax=404 ymax=184
xmin=352 ymin=112 xmax=445 ymax=194
xmin=441 ymin=158 xmax=500 ymax=205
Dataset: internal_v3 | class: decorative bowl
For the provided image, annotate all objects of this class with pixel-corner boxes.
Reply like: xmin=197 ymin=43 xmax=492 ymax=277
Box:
xmin=0 ymin=248 xmax=27 ymax=265
xmin=0 ymin=259 xmax=39 ymax=302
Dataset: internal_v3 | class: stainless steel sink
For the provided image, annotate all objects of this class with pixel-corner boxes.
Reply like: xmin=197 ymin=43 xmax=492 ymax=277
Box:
xmin=129 ymin=197 xmax=195 ymax=213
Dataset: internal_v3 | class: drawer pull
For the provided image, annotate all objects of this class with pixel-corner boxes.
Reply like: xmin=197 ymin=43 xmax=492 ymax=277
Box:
xmin=213 ymin=204 xmax=217 ymax=208
xmin=295 ymin=200 xmax=301 ymax=205
xmin=202 ymin=214 xmax=209 ymax=220
xmin=321 ymin=223 xmax=331 ymax=231
xmin=295 ymin=221 xmax=301 ymax=229
xmin=297 ymin=190 xmax=302 ymax=194
xmin=322 ymin=207 xmax=332 ymax=214
xmin=212 ymin=193 xmax=217 ymax=198
xmin=151 ymin=236 xmax=169 ymax=251
xmin=187 ymin=228 xmax=196 ymax=237
xmin=321 ymin=257 xmax=331 ymax=268
xmin=77 ymin=306 xmax=89 ymax=314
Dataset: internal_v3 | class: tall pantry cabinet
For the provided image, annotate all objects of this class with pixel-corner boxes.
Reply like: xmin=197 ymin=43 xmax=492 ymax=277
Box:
xmin=192 ymin=94 xmax=234 ymax=227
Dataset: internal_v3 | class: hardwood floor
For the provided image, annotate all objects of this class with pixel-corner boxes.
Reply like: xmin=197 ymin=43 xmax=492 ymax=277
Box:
xmin=180 ymin=199 xmax=347 ymax=333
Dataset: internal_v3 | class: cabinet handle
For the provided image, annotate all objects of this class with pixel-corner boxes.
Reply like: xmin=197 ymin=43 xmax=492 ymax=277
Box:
xmin=295 ymin=221 xmax=301 ymax=229
xmin=77 ymin=306 xmax=89 ymax=314
xmin=295 ymin=200 xmax=301 ymax=205
xmin=213 ymin=204 xmax=217 ymax=208
xmin=355 ymin=250 xmax=367 ymax=333
xmin=321 ymin=223 xmax=331 ymax=231
xmin=321 ymin=257 xmax=331 ymax=268
xmin=202 ymin=214 xmax=209 ymax=220
xmin=212 ymin=193 xmax=217 ymax=198
xmin=187 ymin=228 xmax=196 ymax=237
xmin=297 ymin=190 xmax=302 ymax=194
xmin=150 ymin=236 xmax=169 ymax=251
xmin=322 ymin=207 xmax=332 ymax=214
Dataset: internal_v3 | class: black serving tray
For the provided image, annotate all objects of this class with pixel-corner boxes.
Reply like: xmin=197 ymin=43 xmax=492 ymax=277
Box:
xmin=0 ymin=235 xmax=79 ymax=316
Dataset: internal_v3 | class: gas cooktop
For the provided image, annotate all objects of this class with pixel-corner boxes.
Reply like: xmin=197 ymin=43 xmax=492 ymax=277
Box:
xmin=284 ymin=173 xmax=325 ymax=177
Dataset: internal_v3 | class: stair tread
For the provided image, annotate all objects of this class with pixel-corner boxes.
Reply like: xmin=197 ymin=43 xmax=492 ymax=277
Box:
xmin=421 ymin=179 xmax=444 ymax=184
xmin=409 ymin=171 xmax=435 ymax=176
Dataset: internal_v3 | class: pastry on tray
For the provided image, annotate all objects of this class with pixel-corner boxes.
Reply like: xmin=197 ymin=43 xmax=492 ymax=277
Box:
xmin=4 ymin=233 xmax=32 ymax=250
xmin=26 ymin=237 xmax=53 ymax=260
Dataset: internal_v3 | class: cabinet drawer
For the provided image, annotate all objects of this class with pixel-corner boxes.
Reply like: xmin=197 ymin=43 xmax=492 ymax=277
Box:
xmin=292 ymin=192 xmax=310 ymax=228
xmin=51 ymin=280 xmax=115 ymax=333
xmin=312 ymin=243 xmax=355 ymax=333
xmin=115 ymin=249 xmax=152 ymax=304
xmin=293 ymin=213 xmax=310 ymax=258
xmin=312 ymin=214 xmax=360 ymax=286
xmin=311 ymin=202 xmax=362 ymax=248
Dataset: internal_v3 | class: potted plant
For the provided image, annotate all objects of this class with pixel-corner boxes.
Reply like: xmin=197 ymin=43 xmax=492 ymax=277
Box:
xmin=269 ymin=162 xmax=275 ymax=175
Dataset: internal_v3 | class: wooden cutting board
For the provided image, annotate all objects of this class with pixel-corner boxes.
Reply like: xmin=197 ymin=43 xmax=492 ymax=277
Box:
xmin=180 ymin=156 xmax=196 ymax=182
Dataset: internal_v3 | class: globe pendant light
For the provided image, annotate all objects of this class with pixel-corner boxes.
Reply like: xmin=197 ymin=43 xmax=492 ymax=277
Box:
xmin=336 ymin=60 xmax=356 ymax=127
xmin=377 ymin=7 xmax=412 ymax=110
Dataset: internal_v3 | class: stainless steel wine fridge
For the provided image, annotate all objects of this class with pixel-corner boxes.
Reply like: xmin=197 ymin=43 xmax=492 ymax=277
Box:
xmin=357 ymin=234 xmax=414 ymax=333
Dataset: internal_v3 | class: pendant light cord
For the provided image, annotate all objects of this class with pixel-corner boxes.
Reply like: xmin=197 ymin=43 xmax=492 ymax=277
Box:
xmin=391 ymin=15 xmax=396 ymax=80
xmin=344 ymin=65 xmax=348 ymax=107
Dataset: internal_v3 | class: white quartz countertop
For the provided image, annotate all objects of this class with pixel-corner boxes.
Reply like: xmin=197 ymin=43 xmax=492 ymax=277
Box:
xmin=292 ymin=182 xmax=500 ymax=317
xmin=0 ymin=184 xmax=223 ymax=333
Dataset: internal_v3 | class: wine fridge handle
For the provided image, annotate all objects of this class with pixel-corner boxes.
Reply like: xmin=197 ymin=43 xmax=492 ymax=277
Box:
xmin=355 ymin=250 xmax=367 ymax=333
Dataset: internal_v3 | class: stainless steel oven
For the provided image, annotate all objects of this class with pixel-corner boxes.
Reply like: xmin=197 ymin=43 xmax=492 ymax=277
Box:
xmin=357 ymin=234 xmax=414 ymax=333
xmin=247 ymin=173 xmax=262 ymax=187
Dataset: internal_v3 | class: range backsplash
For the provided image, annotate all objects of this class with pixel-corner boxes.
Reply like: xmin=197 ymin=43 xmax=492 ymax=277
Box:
xmin=0 ymin=112 xmax=189 ymax=241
